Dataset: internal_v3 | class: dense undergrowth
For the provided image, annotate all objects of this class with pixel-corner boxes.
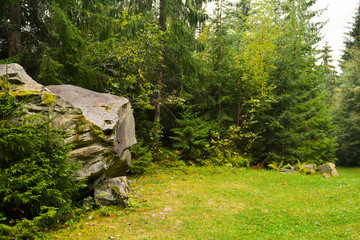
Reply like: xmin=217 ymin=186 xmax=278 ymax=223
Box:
xmin=0 ymin=89 xmax=85 ymax=239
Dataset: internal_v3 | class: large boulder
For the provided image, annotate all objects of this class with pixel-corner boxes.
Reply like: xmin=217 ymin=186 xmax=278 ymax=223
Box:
xmin=46 ymin=84 xmax=137 ymax=180
xmin=0 ymin=63 xmax=136 ymax=205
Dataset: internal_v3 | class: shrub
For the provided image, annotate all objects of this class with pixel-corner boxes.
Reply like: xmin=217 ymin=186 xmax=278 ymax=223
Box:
xmin=130 ymin=139 xmax=154 ymax=175
xmin=0 ymin=92 xmax=84 ymax=239
xmin=170 ymin=109 xmax=217 ymax=163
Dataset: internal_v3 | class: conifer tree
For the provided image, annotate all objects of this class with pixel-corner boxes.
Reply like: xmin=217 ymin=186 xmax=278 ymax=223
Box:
xmin=337 ymin=47 xmax=360 ymax=166
xmin=253 ymin=0 xmax=337 ymax=165
xmin=336 ymin=2 xmax=360 ymax=166
xmin=342 ymin=2 xmax=360 ymax=61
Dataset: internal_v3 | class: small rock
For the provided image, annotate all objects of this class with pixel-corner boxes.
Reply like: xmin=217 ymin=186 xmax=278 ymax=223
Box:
xmin=304 ymin=164 xmax=317 ymax=172
xmin=280 ymin=168 xmax=295 ymax=173
xmin=87 ymin=215 xmax=93 ymax=220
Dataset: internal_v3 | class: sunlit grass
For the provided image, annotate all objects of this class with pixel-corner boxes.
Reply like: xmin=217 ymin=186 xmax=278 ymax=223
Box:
xmin=46 ymin=167 xmax=360 ymax=239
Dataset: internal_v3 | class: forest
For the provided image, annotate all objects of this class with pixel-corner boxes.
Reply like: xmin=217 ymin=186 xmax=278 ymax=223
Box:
xmin=1 ymin=0 xmax=360 ymax=238
xmin=2 ymin=0 xmax=360 ymax=168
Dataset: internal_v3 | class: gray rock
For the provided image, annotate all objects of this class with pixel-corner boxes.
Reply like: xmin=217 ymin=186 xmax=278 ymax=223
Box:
xmin=292 ymin=164 xmax=316 ymax=174
xmin=1 ymin=63 xmax=136 ymax=205
xmin=319 ymin=163 xmax=339 ymax=177
xmin=293 ymin=164 xmax=317 ymax=173
xmin=280 ymin=168 xmax=296 ymax=173
xmin=46 ymin=84 xmax=137 ymax=180
xmin=94 ymin=177 xmax=130 ymax=207
xmin=0 ymin=63 xmax=44 ymax=92
xmin=303 ymin=164 xmax=317 ymax=172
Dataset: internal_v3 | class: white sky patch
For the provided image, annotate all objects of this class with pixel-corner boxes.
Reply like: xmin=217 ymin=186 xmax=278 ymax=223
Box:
xmin=313 ymin=0 xmax=359 ymax=71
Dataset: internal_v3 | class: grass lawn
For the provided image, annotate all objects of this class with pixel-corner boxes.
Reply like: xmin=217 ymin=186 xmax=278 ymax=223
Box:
xmin=46 ymin=167 xmax=360 ymax=239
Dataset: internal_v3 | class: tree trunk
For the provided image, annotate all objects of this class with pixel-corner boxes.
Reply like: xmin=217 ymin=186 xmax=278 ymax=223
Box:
xmin=155 ymin=0 xmax=165 ymax=121
xmin=9 ymin=2 xmax=21 ymax=57
xmin=218 ymin=0 xmax=223 ymax=121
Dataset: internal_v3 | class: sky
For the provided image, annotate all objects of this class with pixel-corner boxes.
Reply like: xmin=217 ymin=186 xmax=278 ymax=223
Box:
xmin=313 ymin=0 xmax=359 ymax=70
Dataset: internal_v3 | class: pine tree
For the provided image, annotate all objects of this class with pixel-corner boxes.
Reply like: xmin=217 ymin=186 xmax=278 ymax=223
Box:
xmin=342 ymin=2 xmax=360 ymax=62
xmin=336 ymin=1 xmax=360 ymax=166
xmin=320 ymin=41 xmax=338 ymax=103
xmin=253 ymin=0 xmax=337 ymax=165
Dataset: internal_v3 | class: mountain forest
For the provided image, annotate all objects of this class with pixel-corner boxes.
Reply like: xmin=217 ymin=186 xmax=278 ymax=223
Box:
xmin=1 ymin=0 xmax=360 ymax=237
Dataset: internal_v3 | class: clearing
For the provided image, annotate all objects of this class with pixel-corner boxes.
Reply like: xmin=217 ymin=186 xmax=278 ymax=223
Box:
xmin=47 ymin=167 xmax=360 ymax=239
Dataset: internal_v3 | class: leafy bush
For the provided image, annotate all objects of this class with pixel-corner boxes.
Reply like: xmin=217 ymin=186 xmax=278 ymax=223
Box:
xmin=208 ymin=129 xmax=251 ymax=168
xmin=171 ymin=109 xmax=217 ymax=163
xmin=0 ymin=93 xmax=84 ymax=239
xmin=210 ymin=148 xmax=250 ymax=168
xmin=130 ymin=139 xmax=154 ymax=175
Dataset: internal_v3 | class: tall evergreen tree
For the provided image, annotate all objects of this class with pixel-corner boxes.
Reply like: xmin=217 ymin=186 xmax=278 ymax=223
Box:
xmin=253 ymin=0 xmax=337 ymax=165
xmin=336 ymin=2 xmax=360 ymax=166
xmin=342 ymin=1 xmax=360 ymax=61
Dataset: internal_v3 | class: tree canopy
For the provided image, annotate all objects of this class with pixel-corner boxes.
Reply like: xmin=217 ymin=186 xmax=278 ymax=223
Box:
xmin=0 ymin=0 xmax=357 ymax=167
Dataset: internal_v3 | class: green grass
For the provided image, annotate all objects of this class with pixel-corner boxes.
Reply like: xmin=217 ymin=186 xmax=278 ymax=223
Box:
xmin=46 ymin=167 xmax=360 ymax=239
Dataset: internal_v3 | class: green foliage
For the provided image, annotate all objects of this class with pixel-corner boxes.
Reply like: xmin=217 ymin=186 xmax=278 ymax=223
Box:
xmin=171 ymin=108 xmax=216 ymax=163
xmin=0 ymin=92 xmax=18 ymax=119
xmin=147 ymin=119 xmax=164 ymax=161
xmin=0 ymin=0 xmax=344 ymax=168
xmin=248 ymin=0 xmax=337 ymax=166
xmin=154 ymin=148 xmax=184 ymax=169
xmin=294 ymin=160 xmax=316 ymax=175
xmin=335 ymin=4 xmax=360 ymax=166
xmin=207 ymin=126 xmax=253 ymax=168
xmin=210 ymin=148 xmax=250 ymax=168
xmin=107 ymin=21 xmax=162 ymax=109
xmin=130 ymin=139 xmax=154 ymax=175
xmin=268 ymin=160 xmax=286 ymax=171
xmin=0 ymin=94 xmax=85 ymax=239
xmin=337 ymin=47 xmax=360 ymax=166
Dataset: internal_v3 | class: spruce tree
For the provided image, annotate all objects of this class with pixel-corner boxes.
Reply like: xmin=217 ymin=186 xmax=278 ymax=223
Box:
xmin=254 ymin=0 xmax=337 ymax=165
xmin=336 ymin=2 xmax=360 ymax=166
xmin=336 ymin=47 xmax=360 ymax=166
xmin=342 ymin=2 xmax=360 ymax=62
